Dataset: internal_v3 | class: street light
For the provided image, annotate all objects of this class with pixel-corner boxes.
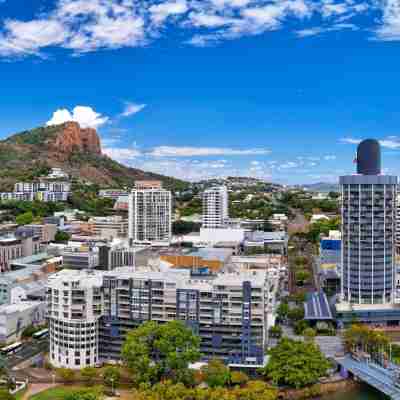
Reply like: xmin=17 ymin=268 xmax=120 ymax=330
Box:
xmin=110 ymin=377 xmax=114 ymax=396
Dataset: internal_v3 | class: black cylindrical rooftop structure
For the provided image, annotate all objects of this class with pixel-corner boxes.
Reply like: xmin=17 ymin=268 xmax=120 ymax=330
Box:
xmin=357 ymin=139 xmax=381 ymax=175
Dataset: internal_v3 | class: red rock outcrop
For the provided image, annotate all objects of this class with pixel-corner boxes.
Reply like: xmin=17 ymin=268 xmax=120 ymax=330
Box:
xmin=49 ymin=121 xmax=101 ymax=160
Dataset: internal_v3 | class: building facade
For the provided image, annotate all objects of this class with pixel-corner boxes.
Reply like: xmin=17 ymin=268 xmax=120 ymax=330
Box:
xmin=202 ymin=186 xmax=229 ymax=229
xmin=47 ymin=268 xmax=270 ymax=369
xmin=340 ymin=139 xmax=397 ymax=305
xmin=47 ymin=270 xmax=103 ymax=369
xmin=88 ymin=216 xmax=128 ymax=239
xmin=128 ymin=181 xmax=172 ymax=244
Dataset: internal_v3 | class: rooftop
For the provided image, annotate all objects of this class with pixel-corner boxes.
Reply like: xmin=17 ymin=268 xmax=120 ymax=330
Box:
xmin=304 ymin=291 xmax=333 ymax=320
xmin=0 ymin=301 xmax=43 ymax=314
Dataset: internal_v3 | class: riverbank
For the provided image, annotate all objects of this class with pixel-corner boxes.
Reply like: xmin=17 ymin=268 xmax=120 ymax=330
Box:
xmin=279 ymin=378 xmax=361 ymax=400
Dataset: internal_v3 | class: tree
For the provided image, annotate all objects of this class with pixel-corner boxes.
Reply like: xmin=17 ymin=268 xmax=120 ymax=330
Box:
xmin=263 ymin=338 xmax=330 ymax=388
xmin=303 ymin=327 xmax=316 ymax=342
xmin=201 ymin=359 xmax=230 ymax=388
xmin=276 ymin=302 xmax=289 ymax=320
xmin=15 ymin=211 xmax=33 ymax=225
xmin=121 ymin=320 xmax=201 ymax=385
xmin=56 ymin=368 xmax=75 ymax=384
xmin=54 ymin=231 xmax=71 ymax=243
xmin=172 ymin=221 xmax=201 ymax=235
xmin=103 ymin=366 xmax=121 ymax=391
xmin=80 ymin=366 xmax=97 ymax=386
xmin=287 ymin=307 xmax=305 ymax=322
xmin=295 ymin=270 xmax=311 ymax=286
xmin=230 ymin=371 xmax=249 ymax=387
xmin=294 ymin=320 xmax=309 ymax=335
xmin=269 ymin=325 xmax=282 ymax=339
xmin=0 ymin=389 xmax=14 ymax=400
xmin=232 ymin=381 xmax=277 ymax=400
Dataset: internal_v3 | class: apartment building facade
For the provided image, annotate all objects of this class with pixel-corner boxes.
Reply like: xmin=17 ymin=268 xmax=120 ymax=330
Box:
xmin=128 ymin=181 xmax=172 ymax=244
xmin=202 ymin=186 xmax=229 ymax=229
xmin=47 ymin=270 xmax=103 ymax=369
xmin=88 ymin=216 xmax=128 ymax=239
xmin=0 ymin=181 xmax=71 ymax=202
xmin=47 ymin=268 xmax=270 ymax=369
xmin=0 ymin=231 xmax=41 ymax=272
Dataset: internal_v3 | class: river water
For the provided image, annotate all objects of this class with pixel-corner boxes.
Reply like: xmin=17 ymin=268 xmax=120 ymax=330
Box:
xmin=320 ymin=385 xmax=388 ymax=400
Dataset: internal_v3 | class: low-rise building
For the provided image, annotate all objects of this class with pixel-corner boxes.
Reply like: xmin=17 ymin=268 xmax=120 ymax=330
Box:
xmin=244 ymin=231 xmax=288 ymax=255
xmin=26 ymin=224 xmax=57 ymax=243
xmin=160 ymin=247 xmax=232 ymax=275
xmin=98 ymin=242 xmax=135 ymax=270
xmin=61 ymin=246 xmax=99 ymax=270
xmin=0 ymin=230 xmax=41 ymax=272
xmin=88 ymin=216 xmax=128 ymax=239
xmin=99 ymin=189 xmax=129 ymax=200
xmin=0 ymin=180 xmax=71 ymax=203
xmin=0 ymin=301 xmax=46 ymax=343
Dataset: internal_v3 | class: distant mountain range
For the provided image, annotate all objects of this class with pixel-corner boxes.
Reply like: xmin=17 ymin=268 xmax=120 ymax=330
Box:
xmin=296 ymin=182 xmax=339 ymax=192
xmin=0 ymin=122 xmax=187 ymax=191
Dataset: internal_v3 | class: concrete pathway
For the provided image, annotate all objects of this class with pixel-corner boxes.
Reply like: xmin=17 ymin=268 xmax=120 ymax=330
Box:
xmin=21 ymin=383 xmax=58 ymax=400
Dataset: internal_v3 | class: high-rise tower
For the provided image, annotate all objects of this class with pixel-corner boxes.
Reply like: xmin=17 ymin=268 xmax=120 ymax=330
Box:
xmin=128 ymin=181 xmax=172 ymax=244
xmin=340 ymin=139 xmax=397 ymax=305
xmin=202 ymin=186 xmax=229 ymax=229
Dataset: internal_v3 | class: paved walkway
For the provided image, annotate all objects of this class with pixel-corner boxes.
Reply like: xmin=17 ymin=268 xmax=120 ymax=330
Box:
xmin=21 ymin=383 xmax=58 ymax=400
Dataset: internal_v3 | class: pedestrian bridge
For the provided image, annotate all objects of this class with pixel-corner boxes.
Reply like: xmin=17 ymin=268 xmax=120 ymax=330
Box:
xmin=336 ymin=355 xmax=400 ymax=400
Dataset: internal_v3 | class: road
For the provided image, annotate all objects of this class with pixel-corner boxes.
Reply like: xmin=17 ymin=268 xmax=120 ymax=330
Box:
xmin=6 ymin=339 xmax=49 ymax=369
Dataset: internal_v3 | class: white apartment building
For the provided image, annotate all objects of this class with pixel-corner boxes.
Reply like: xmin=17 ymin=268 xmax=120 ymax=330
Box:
xmin=128 ymin=181 xmax=172 ymax=244
xmin=397 ymin=192 xmax=400 ymax=254
xmin=47 ymin=168 xmax=69 ymax=180
xmin=88 ymin=216 xmax=128 ymax=239
xmin=0 ymin=181 xmax=71 ymax=203
xmin=47 ymin=267 xmax=272 ymax=369
xmin=47 ymin=270 xmax=103 ymax=369
xmin=202 ymin=186 xmax=229 ymax=229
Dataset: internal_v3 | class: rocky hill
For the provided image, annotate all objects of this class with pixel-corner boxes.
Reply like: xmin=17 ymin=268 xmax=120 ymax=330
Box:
xmin=0 ymin=122 xmax=187 ymax=191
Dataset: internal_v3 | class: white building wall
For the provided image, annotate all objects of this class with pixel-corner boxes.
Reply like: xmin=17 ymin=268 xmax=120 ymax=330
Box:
xmin=202 ymin=186 xmax=229 ymax=229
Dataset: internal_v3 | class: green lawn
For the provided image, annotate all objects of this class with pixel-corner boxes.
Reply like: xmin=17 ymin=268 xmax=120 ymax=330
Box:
xmin=29 ymin=385 xmax=102 ymax=400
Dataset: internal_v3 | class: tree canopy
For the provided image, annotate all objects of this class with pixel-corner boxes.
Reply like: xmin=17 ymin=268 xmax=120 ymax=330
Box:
xmin=263 ymin=338 xmax=330 ymax=388
xmin=132 ymin=380 xmax=277 ymax=400
xmin=121 ymin=320 xmax=201 ymax=385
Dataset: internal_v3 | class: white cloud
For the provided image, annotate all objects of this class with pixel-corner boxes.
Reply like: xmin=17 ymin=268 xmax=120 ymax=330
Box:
xmin=103 ymin=147 xmax=142 ymax=160
xmin=324 ymin=155 xmax=337 ymax=160
xmin=296 ymin=23 xmax=358 ymax=37
xmin=279 ymin=161 xmax=299 ymax=169
xmin=149 ymin=0 xmax=188 ymax=24
xmin=0 ymin=19 xmax=68 ymax=56
xmin=120 ymin=102 xmax=146 ymax=118
xmin=340 ymin=137 xmax=362 ymax=144
xmin=375 ymin=0 xmax=400 ymax=40
xmin=340 ymin=136 xmax=400 ymax=149
xmin=321 ymin=2 xmax=348 ymax=18
xmin=379 ymin=137 xmax=400 ymax=149
xmin=189 ymin=13 xmax=236 ymax=28
xmin=0 ymin=0 xmax=382 ymax=58
xmin=46 ymin=106 xmax=109 ymax=129
xmin=149 ymin=145 xmax=271 ymax=157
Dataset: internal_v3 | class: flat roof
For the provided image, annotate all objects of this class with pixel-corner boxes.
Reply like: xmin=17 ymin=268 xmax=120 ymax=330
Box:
xmin=304 ymin=291 xmax=333 ymax=320
xmin=188 ymin=247 xmax=232 ymax=262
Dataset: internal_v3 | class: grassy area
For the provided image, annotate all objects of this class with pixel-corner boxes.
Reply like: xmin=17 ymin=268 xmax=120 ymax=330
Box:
xmin=29 ymin=385 xmax=102 ymax=400
xmin=15 ymin=388 xmax=27 ymax=400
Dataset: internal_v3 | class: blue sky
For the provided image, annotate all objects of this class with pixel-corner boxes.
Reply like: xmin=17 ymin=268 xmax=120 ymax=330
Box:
xmin=0 ymin=0 xmax=400 ymax=184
